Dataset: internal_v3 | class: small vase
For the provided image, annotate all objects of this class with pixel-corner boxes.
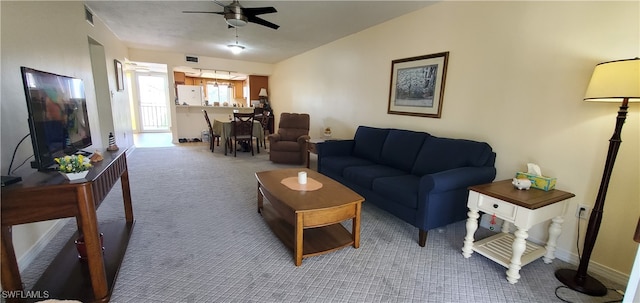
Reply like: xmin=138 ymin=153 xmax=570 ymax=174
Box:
xmin=61 ymin=171 xmax=88 ymax=181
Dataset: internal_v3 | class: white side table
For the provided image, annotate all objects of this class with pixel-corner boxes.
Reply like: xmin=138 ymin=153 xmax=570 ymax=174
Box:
xmin=462 ymin=179 xmax=575 ymax=284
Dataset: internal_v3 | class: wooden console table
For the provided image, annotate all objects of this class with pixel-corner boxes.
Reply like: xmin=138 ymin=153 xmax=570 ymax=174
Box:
xmin=1 ymin=149 xmax=134 ymax=302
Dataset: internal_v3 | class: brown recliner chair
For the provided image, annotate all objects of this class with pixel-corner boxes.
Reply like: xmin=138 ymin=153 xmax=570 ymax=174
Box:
xmin=268 ymin=113 xmax=310 ymax=164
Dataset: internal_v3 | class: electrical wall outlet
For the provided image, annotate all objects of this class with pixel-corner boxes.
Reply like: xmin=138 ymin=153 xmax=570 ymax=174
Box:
xmin=575 ymin=204 xmax=590 ymax=219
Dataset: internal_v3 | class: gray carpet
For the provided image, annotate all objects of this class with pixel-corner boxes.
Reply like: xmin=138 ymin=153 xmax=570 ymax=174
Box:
xmin=20 ymin=145 xmax=625 ymax=303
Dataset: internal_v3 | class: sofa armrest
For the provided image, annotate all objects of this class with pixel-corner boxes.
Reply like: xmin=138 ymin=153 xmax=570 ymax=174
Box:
xmin=419 ymin=166 xmax=497 ymax=194
xmin=317 ymin=140 xmax=355 ymax=157
xmin=413 ymin=166 xmax=496 ymax=232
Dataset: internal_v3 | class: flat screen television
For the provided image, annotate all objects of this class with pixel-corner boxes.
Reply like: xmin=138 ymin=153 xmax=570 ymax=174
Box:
xmin=20 ymin=67 xmax=92 ymax=171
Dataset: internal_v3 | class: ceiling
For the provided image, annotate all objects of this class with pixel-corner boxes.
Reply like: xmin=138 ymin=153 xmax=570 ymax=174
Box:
xmin=85 ymin=1 xmax=435 ymax=77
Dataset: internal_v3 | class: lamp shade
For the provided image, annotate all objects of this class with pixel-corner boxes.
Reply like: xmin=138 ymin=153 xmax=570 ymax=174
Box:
xmin=259 ymin=88 xmax=268 ymax=97
xmin=584 ymin=58 xmax=640 ymax=102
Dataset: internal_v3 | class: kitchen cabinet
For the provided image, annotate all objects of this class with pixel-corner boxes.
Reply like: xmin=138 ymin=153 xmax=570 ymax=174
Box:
xmin=174 ymin=71 xmax=186 ymax=84
xmin=248 ymin=75 xmax=268 ymax=101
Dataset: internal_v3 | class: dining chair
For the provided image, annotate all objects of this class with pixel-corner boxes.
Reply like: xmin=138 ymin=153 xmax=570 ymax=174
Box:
xmin=202 ymin=110 xmax=220 ymax=152
xmin=259 ymin=110 xmax=271 ymax=148
xmin=231 ymin=112 xmax=259 ymax=156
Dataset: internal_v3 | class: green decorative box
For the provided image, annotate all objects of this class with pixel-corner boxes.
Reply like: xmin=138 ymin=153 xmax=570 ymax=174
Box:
xmin=515 ymin=172 xmax=557 ymax=191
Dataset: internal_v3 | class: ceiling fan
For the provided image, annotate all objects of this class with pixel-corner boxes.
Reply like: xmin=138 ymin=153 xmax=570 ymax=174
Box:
xmin=183 ymin=0 xmax=279 ymax=30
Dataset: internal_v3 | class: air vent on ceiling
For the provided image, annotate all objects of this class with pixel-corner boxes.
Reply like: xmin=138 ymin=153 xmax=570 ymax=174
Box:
xmin=85 ymin=6 xmax=94 ymax=26
xmin=186 ymin=56 xmax=199 ymax=63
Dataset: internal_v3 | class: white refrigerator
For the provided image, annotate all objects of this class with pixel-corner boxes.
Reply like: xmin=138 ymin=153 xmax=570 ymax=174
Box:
xmin=177 ymin=85 xmax=204 ymax=106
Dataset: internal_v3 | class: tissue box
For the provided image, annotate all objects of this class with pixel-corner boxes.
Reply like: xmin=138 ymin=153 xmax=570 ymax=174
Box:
xmin=515 ymin=172 xmax=557 ymax=191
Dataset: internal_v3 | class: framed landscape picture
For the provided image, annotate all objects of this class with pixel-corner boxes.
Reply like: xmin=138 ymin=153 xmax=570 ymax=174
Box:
xmin=114 ymin=59 xmax=124 ymax=91
xmin=387 ymin=52 xmax=449 ymax=118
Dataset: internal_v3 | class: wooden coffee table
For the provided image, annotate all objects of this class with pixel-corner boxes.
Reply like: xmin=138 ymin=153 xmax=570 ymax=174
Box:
xmin=256 ymin=168 xmax=364 ymax=266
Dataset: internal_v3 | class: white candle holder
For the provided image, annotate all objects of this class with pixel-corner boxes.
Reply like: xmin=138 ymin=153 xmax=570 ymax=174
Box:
xmin=298 ymin=171 xmax=307 ymax=185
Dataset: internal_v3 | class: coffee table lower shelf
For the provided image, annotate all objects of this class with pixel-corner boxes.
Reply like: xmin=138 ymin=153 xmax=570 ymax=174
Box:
xmin=29 ymin=220 xmax=134 ymax=303
xmin=261 ymin=202 xmax=353 ymax=258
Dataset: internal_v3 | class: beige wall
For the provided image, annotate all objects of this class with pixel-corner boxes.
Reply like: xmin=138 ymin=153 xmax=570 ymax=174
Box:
xmin=1 ymin=1 xmax=131 ymax=261
xmin=271 ymin=1 xmax=639 ymax=279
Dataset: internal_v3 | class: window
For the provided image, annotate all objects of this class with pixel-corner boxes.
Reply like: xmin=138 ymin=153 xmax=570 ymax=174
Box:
xmin=206 ymin=83 xmax=233 ymax=105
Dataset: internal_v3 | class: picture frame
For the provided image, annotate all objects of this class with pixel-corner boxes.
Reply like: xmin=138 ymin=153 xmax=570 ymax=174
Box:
xmin=114 ymin=59 xmax=124 ymax=91
xmin=387 ymin=52 xmax=449 ymax=118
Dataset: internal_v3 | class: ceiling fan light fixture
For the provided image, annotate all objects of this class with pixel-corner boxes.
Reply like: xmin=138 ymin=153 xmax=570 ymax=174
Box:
xmin=228 ymin=26 xmax=245 ymax=54
xmin=228 ymin=44 xmax=245 ymax=54
xmin=225 ymin=13 xmax=248 ymax=27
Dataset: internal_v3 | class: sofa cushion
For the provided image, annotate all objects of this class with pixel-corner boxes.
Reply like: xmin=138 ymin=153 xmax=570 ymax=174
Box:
xmin=412 ymin=136 xmax=494 ymax=176
xmin=352 ymin=126 xmax=389 ymax=163
xmin=372 ymin=174 xmax=421 ymax=209
xmin=319 ymin=156 xmax=374 ymax=176
xmin=343 ymin=165 xmax=407 ymax=190
xmin=380 ymin=129 xmax=430 ymax=172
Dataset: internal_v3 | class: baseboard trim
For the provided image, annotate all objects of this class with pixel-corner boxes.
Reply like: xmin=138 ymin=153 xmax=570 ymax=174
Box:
xmin=125 ymin=145 xmax=136 ymax=156
xmin=553 ymin=246 xmax=630 ymax=288
xmin=494 ymin=227 xmax=632 ymax=288
xmin=17 ymin=219 xmax=69 ymax=272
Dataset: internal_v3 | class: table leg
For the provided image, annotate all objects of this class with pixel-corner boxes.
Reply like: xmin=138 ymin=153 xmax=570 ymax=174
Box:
xmin=543 ymin=216 xmax=563 ymax=263
xmin=294 ymin=212 xmax=303 ymax=266
xmin=76 ymin=185 xmax=109 ymax=300
xmin=462 ymin=208 xmax=479 ymax=258
xmin=501 ymin=221 xmax=511 ymax=233
xmin=121 ymin=167 xmax=134 ymax=224
xmin=1 ymin=226 xmax=23 ymax=293
xmin=257 ymin=183 xmax=263 ymax=214
xmin=506 ymin=227 xmax=528 ymax=284
xmin=353 ymin=203 xmax=361 ymax=248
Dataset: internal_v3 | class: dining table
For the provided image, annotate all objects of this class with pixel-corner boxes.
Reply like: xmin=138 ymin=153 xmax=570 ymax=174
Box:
xmin=212 ymin=119 xmax=265 ymax=155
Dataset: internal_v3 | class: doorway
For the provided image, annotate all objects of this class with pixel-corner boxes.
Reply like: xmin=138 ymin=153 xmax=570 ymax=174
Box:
xmin=136 ymin=73 xmax=170 ymax=132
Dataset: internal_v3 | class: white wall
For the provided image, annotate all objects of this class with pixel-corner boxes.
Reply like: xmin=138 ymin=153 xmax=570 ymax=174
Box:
xmin=1 ymin=1 xmax=130 ymax=261
xmin=271 ymin=1 xmax=640 ymax=282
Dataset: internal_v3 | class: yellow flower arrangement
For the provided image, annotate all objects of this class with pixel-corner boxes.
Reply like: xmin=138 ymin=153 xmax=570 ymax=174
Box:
xmin=54 ymin=155 xmax=92 ymax=173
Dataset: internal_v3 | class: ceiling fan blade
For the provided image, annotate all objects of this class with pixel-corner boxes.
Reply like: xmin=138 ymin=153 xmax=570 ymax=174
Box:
xmin=212 ymin=0 xmax=228 ymax=8
xmin=243 ymin=7 xmax=277 ymax=16
xmin=182 ymin=11 xmax=224 ymax=15
xmin=247 ymin=15 xmax=279 ymax=30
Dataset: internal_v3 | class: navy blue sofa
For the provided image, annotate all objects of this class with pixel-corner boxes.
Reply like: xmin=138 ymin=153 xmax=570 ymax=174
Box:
xmin=317 ymin=126 xmax=496 ymax=247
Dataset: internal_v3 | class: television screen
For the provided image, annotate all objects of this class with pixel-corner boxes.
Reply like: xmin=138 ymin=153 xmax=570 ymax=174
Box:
xmin=21 ymin=67 xmax=92 ymax=171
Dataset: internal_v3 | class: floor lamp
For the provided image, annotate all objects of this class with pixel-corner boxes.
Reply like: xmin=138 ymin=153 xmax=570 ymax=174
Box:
xmin=555 ymin=58 xmax=640 ymax=296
